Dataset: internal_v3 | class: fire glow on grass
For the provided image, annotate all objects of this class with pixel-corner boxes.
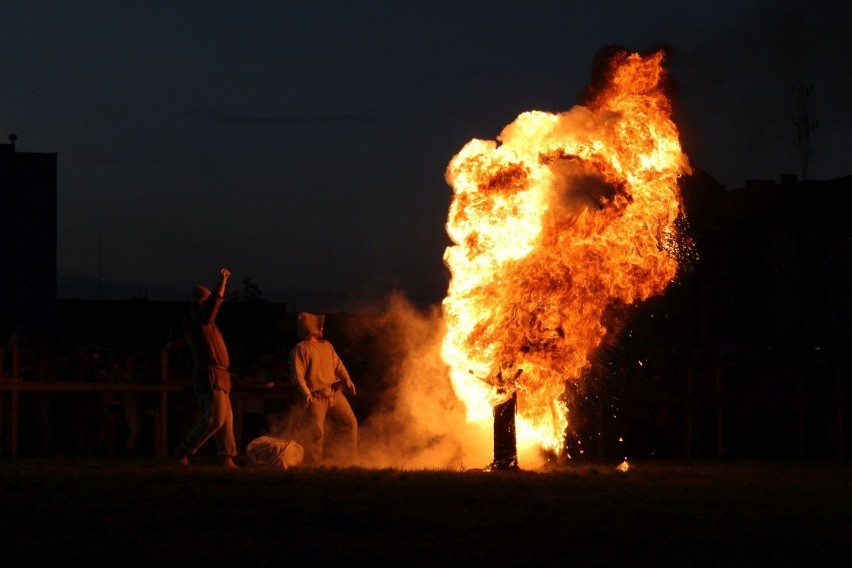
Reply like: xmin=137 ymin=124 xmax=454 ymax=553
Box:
xmin=441 ymin=49 xmax=691 ymax=460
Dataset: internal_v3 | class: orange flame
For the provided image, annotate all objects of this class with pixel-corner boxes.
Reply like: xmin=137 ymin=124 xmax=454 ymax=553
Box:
xmin=441 ymin=50 xmax=691 ymax=459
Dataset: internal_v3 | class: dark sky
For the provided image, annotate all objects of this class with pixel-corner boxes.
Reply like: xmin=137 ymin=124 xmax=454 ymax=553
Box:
xmin=2 ymin=0 xmax=850 ymax=310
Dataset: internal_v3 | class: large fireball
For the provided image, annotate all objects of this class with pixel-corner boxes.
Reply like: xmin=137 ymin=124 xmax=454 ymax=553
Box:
xmin=441 ymin=49 xmax=691 ymax=461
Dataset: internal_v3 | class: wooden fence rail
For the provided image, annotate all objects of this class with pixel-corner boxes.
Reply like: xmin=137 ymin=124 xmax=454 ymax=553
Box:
xmin=2 ymin=345 xmax=848 ymax=461
xmin=586 ymin=366 xmax=846 ymax=461
xmin=0 ymin=345 xmax=181 ymax=457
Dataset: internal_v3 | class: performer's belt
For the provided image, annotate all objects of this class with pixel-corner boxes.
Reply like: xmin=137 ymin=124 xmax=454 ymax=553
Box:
xmin=312 ymin=384 xmax=339 ymax=398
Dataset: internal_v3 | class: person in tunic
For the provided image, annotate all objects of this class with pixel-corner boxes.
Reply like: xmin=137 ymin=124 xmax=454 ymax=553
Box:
xmin=289 ymin=312 xmax=358 ymax=466
xmin=177 ymin=267 xmax=238 ymax=468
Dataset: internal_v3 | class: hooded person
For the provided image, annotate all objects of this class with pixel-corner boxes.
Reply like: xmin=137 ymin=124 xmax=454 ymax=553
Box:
xmin=297 ymin=312 xmax=324 ymax=339
xmin=176 ymin=268 xmax=238 ymax=468
xmin=288 ymin=311 xmax=358 ymax=466
xmin=192 ymin=285 xmax=211 ymax=304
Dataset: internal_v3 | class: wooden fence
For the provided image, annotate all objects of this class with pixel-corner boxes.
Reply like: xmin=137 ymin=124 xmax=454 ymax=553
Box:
xmin=0 ymin=345 xmax=182 ymax=457
xmin=0 ymin=344 xmax=289 ymax=458
xmin=2 ymin=345 xmax=848 ymax=461
xmin=578 ymin=365 xmax=847 ymax=461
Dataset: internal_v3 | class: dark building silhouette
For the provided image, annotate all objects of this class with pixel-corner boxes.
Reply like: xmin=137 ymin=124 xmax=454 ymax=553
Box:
xmin=679 ymin=169 xmax=852 ymax=370
xmin=0 ymin=140 xmax=57 ymax=337
xmin=587 ymin=169 xmax=852 ymax=461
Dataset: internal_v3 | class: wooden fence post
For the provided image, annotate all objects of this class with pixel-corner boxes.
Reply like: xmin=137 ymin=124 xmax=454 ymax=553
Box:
xmin=686 ymin=367 xmax=693 ymax=460
xmin=10 ymin=344 xmax=19 ymax=456
xmin=715 ymin=367 xmax=724 ymax=460
xmin=158 ymin=346 xmax=169 ymax=457
xmin=836 ymin=369 xmax=844 ymax=461
xmin=797 ymin=373 xmax=805 ymax=460
xmin=0 ymin=347 xmax=3 ymax=454
xmin=12 ymin=343 xmax=18 ymax=379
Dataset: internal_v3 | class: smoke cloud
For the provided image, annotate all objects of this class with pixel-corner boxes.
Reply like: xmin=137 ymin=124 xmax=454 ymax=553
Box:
xmin=269 ymin=291 xmax=493 ymax=470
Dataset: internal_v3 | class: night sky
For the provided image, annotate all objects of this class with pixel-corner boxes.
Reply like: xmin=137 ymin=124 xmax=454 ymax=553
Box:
xmin=2 ymin=0 xmax=849 ymax=309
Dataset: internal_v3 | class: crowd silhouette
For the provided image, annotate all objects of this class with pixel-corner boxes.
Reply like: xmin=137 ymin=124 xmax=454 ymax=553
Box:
xmin=0 ymin=322 xmax=301 ymax=459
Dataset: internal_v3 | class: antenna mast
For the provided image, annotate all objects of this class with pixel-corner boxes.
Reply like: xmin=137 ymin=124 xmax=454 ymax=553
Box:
xmin=792 ymin=83 xmax=819 ymax=181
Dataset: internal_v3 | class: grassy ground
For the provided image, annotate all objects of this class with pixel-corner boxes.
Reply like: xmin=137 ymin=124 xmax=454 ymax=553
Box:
xmin=1 ymin=457 xmax=850 ymax=567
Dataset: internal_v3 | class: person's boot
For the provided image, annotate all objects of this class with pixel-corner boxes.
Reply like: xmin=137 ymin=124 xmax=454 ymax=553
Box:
xmin=176 ymin=444 xmax=192 ymax=467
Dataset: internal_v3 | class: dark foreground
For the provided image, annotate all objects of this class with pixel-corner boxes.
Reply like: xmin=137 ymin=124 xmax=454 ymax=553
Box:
xmin=1 ymin=457 xmax=850 ymax=567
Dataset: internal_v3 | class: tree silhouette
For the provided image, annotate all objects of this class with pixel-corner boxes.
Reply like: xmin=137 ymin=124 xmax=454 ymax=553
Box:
xmin=228 ymin=278 xmax=267 ymax=303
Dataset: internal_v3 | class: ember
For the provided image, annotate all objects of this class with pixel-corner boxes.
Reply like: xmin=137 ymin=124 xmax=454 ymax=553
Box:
xmin=441 ymin=49 xmax=691 ymax=468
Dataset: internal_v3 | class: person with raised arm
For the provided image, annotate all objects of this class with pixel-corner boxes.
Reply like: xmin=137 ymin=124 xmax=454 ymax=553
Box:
xmin=176 ymin=267 xmax=238 ymax=468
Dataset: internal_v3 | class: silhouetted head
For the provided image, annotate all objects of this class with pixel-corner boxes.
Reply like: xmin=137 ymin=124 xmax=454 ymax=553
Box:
xmin=191 ymin=285 xmax=211 ymax=304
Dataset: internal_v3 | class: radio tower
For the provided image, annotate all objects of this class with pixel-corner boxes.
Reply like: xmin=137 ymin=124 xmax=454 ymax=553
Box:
xmin=792 ymin=83 xmax=819 ymax=181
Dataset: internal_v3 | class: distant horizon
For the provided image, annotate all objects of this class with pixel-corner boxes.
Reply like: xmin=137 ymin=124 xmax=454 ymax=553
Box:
xmin=57 ymin=273 xmax=445 ymax=314
xmin=56 ymin=168 xmax=847 ymax=309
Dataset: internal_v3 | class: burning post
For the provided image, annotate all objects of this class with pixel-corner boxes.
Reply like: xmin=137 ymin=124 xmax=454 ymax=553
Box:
xmin=487 ymin=368 xmax=522 ymax=471
xmin=441 ymin=48 xmax=691 ymax=469
xmin=490 ymin=390 xmax=518 ymax=470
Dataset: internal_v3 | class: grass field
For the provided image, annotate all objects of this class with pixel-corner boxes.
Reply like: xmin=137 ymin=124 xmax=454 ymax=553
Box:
xmin=1 ymin=457 xmax=850 ymax=567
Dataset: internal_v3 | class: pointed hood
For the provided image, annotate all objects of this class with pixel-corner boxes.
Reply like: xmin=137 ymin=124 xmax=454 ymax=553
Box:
xmin=297 ymin=312 xmax=325 ymax=339
xmin=191 ymin=285 xmax=211 ymax=303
